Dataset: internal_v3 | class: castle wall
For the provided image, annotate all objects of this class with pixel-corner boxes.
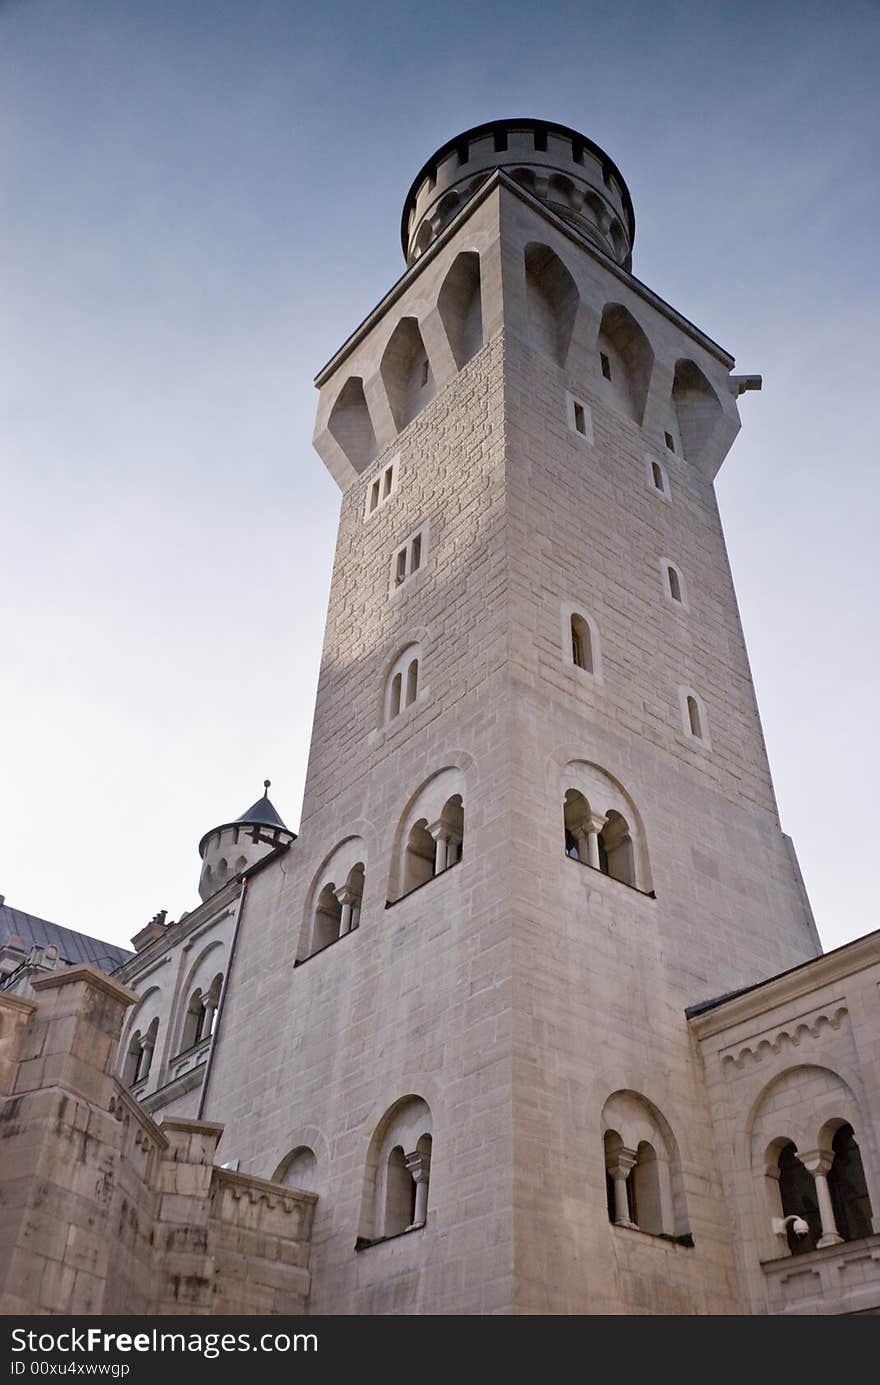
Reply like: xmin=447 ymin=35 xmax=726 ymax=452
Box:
xmin=0 ymin=967 xmax=315 ymax=1316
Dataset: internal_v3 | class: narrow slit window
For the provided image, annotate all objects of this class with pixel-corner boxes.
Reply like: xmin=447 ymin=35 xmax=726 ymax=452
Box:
xmin=571 ymin=614 xmax=593 ymax=673
xmin=600 ymin=352 xmax=612 ymax=380
xmin=574 ymin=402 xmax=586 ymax=436
xmin=668 ymin=566 xmax=682 ymax=602
xmin=383 ymin=466 xmax=393 ymax=498
xmin=370 ymin=479 xmax=380 ymax=512
xmin=493 ymin=128 xmax=508 ymax=153
xmin=651 ymin=461 xmax=664 ymax=491
xmin=410 ymin=533 xmax=422 ymax=574
xmin=687 ymin=695 xmax=702 ymax=739
xmin=406 ymin=659 xmax=419 ymax=707
xmin=664 ymin=432 xmax=675 ymax=452
xmin=390 ymin=672 xmax=402 ymax=719
xmin=395 ymin=549 xmax=407 ymax=586
xmin=420 ymin=358 xmax=429 ymax=388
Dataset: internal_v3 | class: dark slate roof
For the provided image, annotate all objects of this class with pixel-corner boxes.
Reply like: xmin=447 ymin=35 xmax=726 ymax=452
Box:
xmin=236 ymin=789 xmax=288 ymax=832
xmin=0 ymin=902 xmax=132 ymax=973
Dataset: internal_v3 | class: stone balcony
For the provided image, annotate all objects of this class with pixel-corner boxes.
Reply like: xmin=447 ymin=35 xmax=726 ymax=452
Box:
xmin=761 ymin=1234 xmax=880 ymax=1315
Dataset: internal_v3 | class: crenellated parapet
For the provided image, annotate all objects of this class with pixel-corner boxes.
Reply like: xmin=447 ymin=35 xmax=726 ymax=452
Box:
xmin=0 ymin=964 xmax=316 ymax=1316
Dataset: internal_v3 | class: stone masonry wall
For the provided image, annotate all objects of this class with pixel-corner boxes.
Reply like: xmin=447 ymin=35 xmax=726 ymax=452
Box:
xmin=0 ymin=967 xmax=315 ymax=1315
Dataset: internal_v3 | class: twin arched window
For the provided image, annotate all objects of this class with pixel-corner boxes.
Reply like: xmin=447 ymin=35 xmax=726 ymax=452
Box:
xmin=358 ymin=1095 xmax=433 ymax=1247
xmin=771 ymin=1122 xmax=873 ymax=1257
xmin=385 ymin=645 xmax=420 ymax=723
xmin=602 ymin=1091 xmax=689 ymax=1240
xmin=402 ymin=794 xmax=463 ymax=896
xmin=564 ymin=787 xmax=637 ymax=889
xmin=312 ymin=862 xmax=365 ymax=954
xmin=123 ymin=1016 xmax=159 ymax=1088
xmin=180 ymin=973 xmax=222 ymax=1053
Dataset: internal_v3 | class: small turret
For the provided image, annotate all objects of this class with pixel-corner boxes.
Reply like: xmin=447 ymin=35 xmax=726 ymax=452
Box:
xmin=197 ymin=780 xmax=295 ymax=902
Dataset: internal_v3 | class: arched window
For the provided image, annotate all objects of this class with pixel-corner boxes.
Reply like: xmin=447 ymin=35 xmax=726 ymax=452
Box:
xmin=778 ymin=1141 xmax=822 ymax=1255
xmin=312 ymin=884 xmax=343 ymax=952
xmin=564 ymin=788 xmax=637 ymax=889
xmin=123 ymin=1030 xmax=142 ymax=1087
xmin=179 ymin=975 xmax=221 ymax=1053
xmin=631 ymin=1141 xmax=663 ymax=1235
xmin=384 ymin=644 xmax=422 ymax=725
xmin=392 ymin=770 xmax=467 ymax=901
xmin=601 ymin=1091 xmax=688 ymax=1238
xmin=828 ymin=1124 xmax=874 ymax=1243
xmin=562 ymin=605 xmax=601 ymax=679
xmin=402 ymin=794 xmax=463 ymax=895
xmin=687 ymin=696 xmax=701 ymax=738
xmin=680 ymin=688 xmax=709 ymax=746
xmin=598 ymin=810 xmax=635 ymax=887
xmin=180 ymin=989 xmax=204 ymax=1052
xmin=358 ymin=1097 xmax=432 ymax=1246
xmin=571 ymin=614 xmax=593 ymax=672
xmin=406 ymin=659 xmax=419 ymax=707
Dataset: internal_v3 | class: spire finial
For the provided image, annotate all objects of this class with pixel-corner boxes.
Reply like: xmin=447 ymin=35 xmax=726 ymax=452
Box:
xmin=264 ymin=779 xmax=271 ymax=793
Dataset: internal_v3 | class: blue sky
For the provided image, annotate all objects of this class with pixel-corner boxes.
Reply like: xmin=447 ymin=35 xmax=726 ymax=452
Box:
xmin=2 ymin=0 xmax=878 ymax=951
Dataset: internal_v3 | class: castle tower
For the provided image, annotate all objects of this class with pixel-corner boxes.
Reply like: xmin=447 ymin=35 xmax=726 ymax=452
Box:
xmin=197 ymin=781 xmax=293 ymax=902
xmin=203 ymin=119 xmax=821 ymax=1314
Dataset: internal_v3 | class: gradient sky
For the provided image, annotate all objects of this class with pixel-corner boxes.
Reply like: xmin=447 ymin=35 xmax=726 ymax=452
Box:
xmin=2 ymin=0 xmax=878 ymax=954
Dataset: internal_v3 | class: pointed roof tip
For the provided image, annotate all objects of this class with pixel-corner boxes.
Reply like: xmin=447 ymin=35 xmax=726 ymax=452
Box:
xmin=235 ymin=780 xmax=288 ymax=832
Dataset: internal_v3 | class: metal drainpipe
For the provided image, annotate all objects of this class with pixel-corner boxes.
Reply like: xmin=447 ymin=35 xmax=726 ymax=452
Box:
xmin=196 ymin=874 xmax=248 ymax=1122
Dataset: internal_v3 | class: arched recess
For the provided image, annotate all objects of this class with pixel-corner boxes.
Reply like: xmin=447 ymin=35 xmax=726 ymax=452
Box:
xmin=299 ymin=835 xmax=367 ymax=960
xmin=327 ymin=376 xmax=377 ymax=473
xmin=171 ymin=940 xmax=226 ymax=1057
xmin=382 ymin=642 xmax=422 ymax=724
xmin=561 ymin=760 xmax=652 ymax=892
xmin=597 ymin=303 xmax=654 ymax=425
xmin=274 ymin=1145 xmax=320 ymax=1194
xmin=748 ymin=1063 xmax=874 ymax=1259
xmin=358 ymin=1094 xmax=433 ymax=1243
xmin=601 ymin=1090 xmax=689 ymax=1237
xmin=672 ymin=359 xmax=723 ymax=464
xmin=389 ymin=766 xmax=467 ymax=902
xmin=119 ymin=984 xmax=162 ymax=1068
xmin=524 ymin=242 xmax=579 ymax=367
xmin=380 ymin=317 xmax=436 ymax=431
xmin=437 ymin=251 xmax=483 ymax=370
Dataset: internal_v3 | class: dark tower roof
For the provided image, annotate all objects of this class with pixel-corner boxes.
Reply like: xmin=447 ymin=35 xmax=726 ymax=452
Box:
xmin=198 ymin=780 xmax=291 ymax=858
xmin=236 ymin=782 xmax=288 ymax=832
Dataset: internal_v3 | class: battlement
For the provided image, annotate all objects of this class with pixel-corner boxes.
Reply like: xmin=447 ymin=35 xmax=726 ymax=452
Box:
xmin=401 ymin=118 xmax=634 ymax=269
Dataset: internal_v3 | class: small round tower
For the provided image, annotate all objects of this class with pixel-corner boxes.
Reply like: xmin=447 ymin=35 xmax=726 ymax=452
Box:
xmin=401 ymin=117 xmax=634 ymax=270
xmin=198 ymin=781 xmax=295 ymax=902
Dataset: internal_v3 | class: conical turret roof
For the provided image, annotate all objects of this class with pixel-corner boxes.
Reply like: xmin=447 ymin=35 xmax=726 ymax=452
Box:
xmin=236 ymin=781 xmax=288 ymax=831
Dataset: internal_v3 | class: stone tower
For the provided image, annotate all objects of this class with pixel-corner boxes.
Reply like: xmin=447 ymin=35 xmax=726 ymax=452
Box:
xmin=202 ymin=119 xmax=821 ymax=1314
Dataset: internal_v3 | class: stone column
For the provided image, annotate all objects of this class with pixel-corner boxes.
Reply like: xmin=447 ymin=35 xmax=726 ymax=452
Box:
xmin=405 ymin=1149 xmax=431 ymax=1228
xmin=584 ymin=813 xmax=607 ymax=870
xmin=201 ymin=996 xmax=216 ymax=1040
xmin=428 ymin=822 xmax=451 ymax=874
xmin=137 ymin=1035 xmax=154 ymax=1081
xmin=335 ymin=885 xmax=361 ymax=936
xmin=606 ymin=1146 xmax=638 ymax=1228
xmin=797 ymin=1150 xmax=844 ymax=1248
